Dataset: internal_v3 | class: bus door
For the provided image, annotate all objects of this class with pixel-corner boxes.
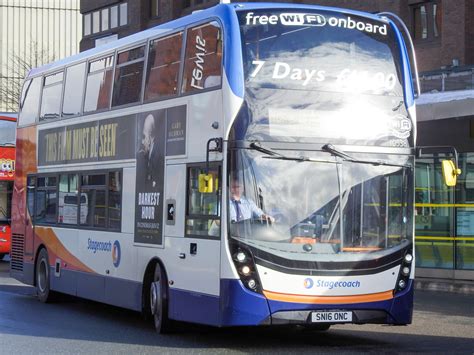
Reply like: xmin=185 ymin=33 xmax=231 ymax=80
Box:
xmin=164 ymin=163 xmax=222 ymax=323
xmin=24 ymin=176 xmax=36 ymax=258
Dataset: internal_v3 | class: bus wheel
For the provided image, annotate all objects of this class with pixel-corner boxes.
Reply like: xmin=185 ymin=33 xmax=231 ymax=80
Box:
xmin=36 ymin=248 xmax=56 ymax=303
xmin=150 ymin=263 xmax=172 ymax=333
xmin=0 ymin=253 xmax=5 ymax=260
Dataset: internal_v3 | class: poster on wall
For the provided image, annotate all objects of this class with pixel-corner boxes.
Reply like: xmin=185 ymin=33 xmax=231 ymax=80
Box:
xmin=166 ymin=105 xmax=187 ymax=156
xmin=134 ymin=109 xmax=166 ymax=245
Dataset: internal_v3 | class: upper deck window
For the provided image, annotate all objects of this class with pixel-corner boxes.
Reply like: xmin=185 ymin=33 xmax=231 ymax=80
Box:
xmin=84 ymin=55 xmax=114 ymax=113
xmin=112 ymin=45 xmax=145 ymax=107
xmin=181 ymin=21 xmax=222 ymax=93
xmin=19 ymin=77 xmax=42 ymax=126
xmin=62 ymin=62 xmax=86 ymax=117
xmin=145 ymin=32 xmax=183 ymax=101
xmin=40 ymin=71 xmax=64 ymax=122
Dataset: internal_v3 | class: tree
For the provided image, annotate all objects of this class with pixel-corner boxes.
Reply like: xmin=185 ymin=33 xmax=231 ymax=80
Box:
xmin=0 ymin=43 xmax=54 ymax=112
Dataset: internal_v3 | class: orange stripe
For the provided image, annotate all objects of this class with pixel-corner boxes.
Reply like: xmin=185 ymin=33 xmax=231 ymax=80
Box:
xmin=35 ymin=227 xmax=95 ymax=273
xmin=342 ymin=247 xmax=382 ymax=252
xmin=263 ymin=289 xmax=394 ymax=304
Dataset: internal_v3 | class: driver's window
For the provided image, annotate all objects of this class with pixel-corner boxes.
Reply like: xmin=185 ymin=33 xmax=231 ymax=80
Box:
xmin=185 ymin=165 xmax=221 ymax=237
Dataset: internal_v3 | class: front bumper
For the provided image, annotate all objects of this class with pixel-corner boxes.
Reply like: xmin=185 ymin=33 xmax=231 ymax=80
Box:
xmin=220 ymin=279 xmax=413 ymax=326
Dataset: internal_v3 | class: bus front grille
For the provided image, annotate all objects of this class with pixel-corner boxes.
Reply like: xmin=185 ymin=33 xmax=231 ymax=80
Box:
xmin=10 ymin=234 xmax=24 ymax=272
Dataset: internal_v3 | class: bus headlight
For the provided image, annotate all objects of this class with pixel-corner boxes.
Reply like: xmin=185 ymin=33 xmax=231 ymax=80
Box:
xmin=402 ymin=266 xmax=410 ymax=276
xmin=241 ymin=266 xmax=251 ymax=276
xmin=235 ymin=251 xmax=246 ymax=263
xmin=398 ymin=279 xmax=406 ymax=289
xmin=404 ymin=254 xmax=413 ymax=264
xmin=248 ymin=279 xmax=257 ymax=290
xmin=231 ymin=244 xmax=263 ymax=294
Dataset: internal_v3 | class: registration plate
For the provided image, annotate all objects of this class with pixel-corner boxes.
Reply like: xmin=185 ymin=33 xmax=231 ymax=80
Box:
xmin=311 ymin=311 xmax=353 ymax=323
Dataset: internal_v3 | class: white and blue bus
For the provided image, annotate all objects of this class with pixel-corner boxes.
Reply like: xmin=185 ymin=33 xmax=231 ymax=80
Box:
xmin=12 ymin=2 xmax=429 ymax=332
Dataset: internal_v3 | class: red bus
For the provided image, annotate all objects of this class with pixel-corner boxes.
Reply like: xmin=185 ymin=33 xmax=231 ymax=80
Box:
xmin=0 ymin=114 xmax=16 ymax=260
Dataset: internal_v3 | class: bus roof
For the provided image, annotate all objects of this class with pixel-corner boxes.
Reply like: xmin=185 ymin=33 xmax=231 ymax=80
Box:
xmin=27 ymin=2 xmax=389 ymax=79
xmin=0 ymin=113 xmax=17 ymax=122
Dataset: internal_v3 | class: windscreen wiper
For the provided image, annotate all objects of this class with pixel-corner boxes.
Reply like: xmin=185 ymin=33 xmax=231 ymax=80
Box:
xmin=249 ymin=142 xmax=336 ymax=164
xmin=0 ymin=143 xmax=15 ymax=147
xmin=322 ymin=144 xmax=411 ymax=168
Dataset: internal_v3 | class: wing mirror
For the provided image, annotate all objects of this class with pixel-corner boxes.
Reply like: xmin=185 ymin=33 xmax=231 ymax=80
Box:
xmin=198 ymin=174 xmax=214 ymax=193
xmin=441 ymin=160 xmax=462 ymax=187
xmin=199 ymin=138 xmax=222 ymax=194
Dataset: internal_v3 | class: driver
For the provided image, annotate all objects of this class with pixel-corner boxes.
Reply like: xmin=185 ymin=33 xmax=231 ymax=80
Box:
xmin=230 ymin=179 xmax=274 ymax=223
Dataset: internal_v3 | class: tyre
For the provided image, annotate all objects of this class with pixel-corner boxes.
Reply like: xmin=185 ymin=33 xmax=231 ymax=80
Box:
xmin=149 ymin=263 xmax=173 ymax=333
xmin=35 ymin=248 xmax=56 ymax=303
xmin=0 ymin=253 xmax=5 ymax=260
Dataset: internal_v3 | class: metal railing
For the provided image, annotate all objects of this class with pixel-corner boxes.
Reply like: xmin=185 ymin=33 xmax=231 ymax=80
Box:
xmin=419 ymin=66 xmax=474 ymax=93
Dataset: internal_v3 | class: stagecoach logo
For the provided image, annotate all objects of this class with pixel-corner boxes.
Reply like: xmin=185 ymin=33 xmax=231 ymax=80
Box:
xmin=389 ymin=115 xmax=412 ymax=139
xmin=304 ymin=278 xmax=314 ymax=289
xmin=112 ymin=240 xmax=121 ymax=268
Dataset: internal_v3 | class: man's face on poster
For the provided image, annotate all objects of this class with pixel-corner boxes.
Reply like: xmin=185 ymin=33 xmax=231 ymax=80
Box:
xmin=142 ymin=114 xmax=155 ymax=154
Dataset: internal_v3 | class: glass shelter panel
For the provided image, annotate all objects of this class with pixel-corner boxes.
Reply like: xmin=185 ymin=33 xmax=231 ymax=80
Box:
xmin=455 ymin=153 xmax=474 ymax=270
xmin=415 ymin=157 xmax=454 ymax=269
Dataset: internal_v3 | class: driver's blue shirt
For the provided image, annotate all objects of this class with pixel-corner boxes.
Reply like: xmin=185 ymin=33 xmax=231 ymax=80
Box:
xmin=230 ymin=197 xmax=264 ymax=222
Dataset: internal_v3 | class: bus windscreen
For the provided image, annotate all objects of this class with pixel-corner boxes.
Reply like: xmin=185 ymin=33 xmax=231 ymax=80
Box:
xmin=237 ymin=10 xmax=412 ymax=147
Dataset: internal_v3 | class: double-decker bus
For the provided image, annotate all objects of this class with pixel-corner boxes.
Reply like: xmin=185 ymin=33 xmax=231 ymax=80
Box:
xmin=0 ymin=114 xmax=16 ymax=260
xmin=12 ymin=2 xmax=449 ymax=332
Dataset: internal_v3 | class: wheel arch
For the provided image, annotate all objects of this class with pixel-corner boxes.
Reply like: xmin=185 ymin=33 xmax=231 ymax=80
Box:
xmin=141 ymin=257 xmax=169 ymax=315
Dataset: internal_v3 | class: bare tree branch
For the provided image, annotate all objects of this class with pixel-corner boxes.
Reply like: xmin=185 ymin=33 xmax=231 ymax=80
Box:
xmin=0 ymin=42 xmax=53 ymax=112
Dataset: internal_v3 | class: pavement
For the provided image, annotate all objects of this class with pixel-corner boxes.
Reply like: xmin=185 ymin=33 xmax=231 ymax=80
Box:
xmin=414 ymin=277 xmax=474 ymax=295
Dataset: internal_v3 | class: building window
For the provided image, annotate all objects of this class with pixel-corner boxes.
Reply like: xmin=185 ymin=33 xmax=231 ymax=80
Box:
xmin=120 ymin=3 xmax=128 ymax=26
xmin=84 ymin=13 xmax=92 ymax=36
xmin=412 ymin=2 xmax=441 ymax=41
xmin=92 ymin=10 xmax=100 ymax=34
xmin=151 ymin=0 xmax=160 ymax=18
xmin=110 ymin=5 xmax=118 ymax=28
xmin=82 ymin=2 xmax=128 ymax=37
xmin=101 ymin=8 xmax=109 ymax=31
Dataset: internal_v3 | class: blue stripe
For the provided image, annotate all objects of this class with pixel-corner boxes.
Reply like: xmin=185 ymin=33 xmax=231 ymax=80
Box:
xmin=169 ymin=287 xmax=221 ymax=326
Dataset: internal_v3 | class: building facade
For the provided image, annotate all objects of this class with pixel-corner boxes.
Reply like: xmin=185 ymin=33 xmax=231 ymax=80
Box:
xmin=0 ymin=0 xmax=82 ymax=112
xmin=80 ymin=0 xmax=474 ymax=280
